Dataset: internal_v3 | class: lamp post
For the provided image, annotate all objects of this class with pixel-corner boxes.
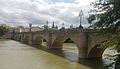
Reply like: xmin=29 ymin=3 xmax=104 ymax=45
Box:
xmin=29 ymin=23 xmax=32 ymax=32
xmin=79 ymin=10 xmax=83 ymax=29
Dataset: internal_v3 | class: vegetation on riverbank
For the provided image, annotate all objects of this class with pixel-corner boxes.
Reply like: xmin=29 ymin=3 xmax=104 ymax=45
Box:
xmin=0 ymin=26 xmax=9 ymax=36
xmin=88 ymin=0 xmax=120 ymax=69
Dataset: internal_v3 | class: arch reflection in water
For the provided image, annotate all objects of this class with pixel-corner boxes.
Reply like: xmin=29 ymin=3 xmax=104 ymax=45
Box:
xmin=63 ymin=38 xmax=79 ymax=61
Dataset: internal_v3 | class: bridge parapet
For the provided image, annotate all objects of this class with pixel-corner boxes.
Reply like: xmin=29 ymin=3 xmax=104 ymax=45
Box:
xmin=7 ymin=29 xmax=108 ymax=35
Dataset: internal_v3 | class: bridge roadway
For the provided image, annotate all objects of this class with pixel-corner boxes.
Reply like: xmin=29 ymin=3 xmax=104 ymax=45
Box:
xmin=5 ymin=29 xmax=110 ymax=58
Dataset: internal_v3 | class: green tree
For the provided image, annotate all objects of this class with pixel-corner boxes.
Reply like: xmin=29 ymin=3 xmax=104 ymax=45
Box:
xmin=0 ymin=26 xmax=9 ymax=36
xmin=88 ymin=0 xmax=120 ymax=51
xmin=88 ymin=0 xmax=120 ymax=68
xmin=43 ymin=25 xmax=49 ymax=30
xmin=88 ymin=0 xmax=120 ymax=31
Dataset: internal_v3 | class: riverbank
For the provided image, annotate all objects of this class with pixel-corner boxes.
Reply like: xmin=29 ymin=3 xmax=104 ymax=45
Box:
xmin=0 ymin=37 xmax=8 ymax=41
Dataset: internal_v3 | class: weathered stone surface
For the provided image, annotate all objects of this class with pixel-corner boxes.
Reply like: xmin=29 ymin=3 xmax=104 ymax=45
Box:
xmin=5 ymin=29 xmax=110 ymax=58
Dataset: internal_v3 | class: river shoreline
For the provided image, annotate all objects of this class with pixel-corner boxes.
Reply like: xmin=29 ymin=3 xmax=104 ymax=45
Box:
xmin=0 ymin=38 xmax=6 ymax=40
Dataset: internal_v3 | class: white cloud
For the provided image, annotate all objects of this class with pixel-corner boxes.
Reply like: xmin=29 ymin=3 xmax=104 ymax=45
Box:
xmin=75 ymin=0 xmax=95 ymax=6
xmin=0 ymin=0 xmax=95 ymax=28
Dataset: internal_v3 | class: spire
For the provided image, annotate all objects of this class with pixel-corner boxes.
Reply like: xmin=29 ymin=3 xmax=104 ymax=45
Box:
xmin=70 ymin=24 xmax=73 ymax=29
xmin=52 ymin=21 xmax=55 ymax=28
xmin=62 ymin=22 xmax=64 ymax=28
xmin=55 ymin=25 xmax=58 ymax=29
xmin=46 ymin=20 xmax=48 ymax=26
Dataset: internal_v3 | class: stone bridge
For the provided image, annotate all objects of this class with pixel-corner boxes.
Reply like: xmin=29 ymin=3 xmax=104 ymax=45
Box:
xmin=5 ymin=29 xmax=110 ymax=58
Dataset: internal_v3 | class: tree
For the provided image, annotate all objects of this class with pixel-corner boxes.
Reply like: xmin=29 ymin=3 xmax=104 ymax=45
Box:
xmin=88 ymin=0 xmax=120 ymax=68
xmin=0 ymin=26 xmax=9 ymax=36
xmin=88 ymin=0 xmax=120 ymax=51
xmin=43 ymin=25 xmax=49 ymax=30
xmin=88 ymin=0 xmax=120 ymax=31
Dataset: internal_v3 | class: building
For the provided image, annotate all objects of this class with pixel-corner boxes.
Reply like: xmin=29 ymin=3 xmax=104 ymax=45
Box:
xmin=0 ymin=24 xmax=12 ymax=29
xmin=8 ymin=27 xmax=23 ymax=33
xmin=31 ymin=26 xmax=43 ymax=32
xmin=8 ymin=26 xmax=44 ymax=33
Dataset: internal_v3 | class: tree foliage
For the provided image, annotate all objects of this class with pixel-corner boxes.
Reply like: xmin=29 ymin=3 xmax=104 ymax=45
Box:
xmin=88 ymin=0 xmax=120 ymax=31
xmin=88 ymin=0 xmax=120 ymax=68
xmin=0 ymin=26 xmax=9 ymax=36
xmin=88 ymin=0 xmax=120 ymax=51
xmin=43 ymin=25 xmax=49 ymax=30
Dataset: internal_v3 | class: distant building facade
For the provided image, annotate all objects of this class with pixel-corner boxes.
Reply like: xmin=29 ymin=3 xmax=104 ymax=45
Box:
xmin=0 ymin=24 xmax=11 ymax=28
xmin=8 ymin=26 xmax=43 ymax=33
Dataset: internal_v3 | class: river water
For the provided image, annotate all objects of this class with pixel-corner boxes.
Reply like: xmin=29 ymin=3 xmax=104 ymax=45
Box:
xmin=0 ymin=40 xmax=114 ymax=69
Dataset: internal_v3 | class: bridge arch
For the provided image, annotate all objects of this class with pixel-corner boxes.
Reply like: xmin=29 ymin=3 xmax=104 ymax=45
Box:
xmin=51 ymin=36 xmax=79 ymax=50
xmin=41 ymin=38 xmax=47 ymax=47
xmin=63 ymin=37 xmax=79 ymax=50
xmin=23 ymin=35 xmax=31 ymax=44
xmin=32 ymin=35 xmax=47 ymax=47
xmin=32 ymin=35 xmax=42 ymax=45
xmin=63 ymin=38 xmax=78 ymax=53
xmin=51 ymin=36 xmax=65 ymax=49
xmin=14 ymin=35 xmax=18 ymax=41
xmin=87 ymin=41 xmax=107 ymax=58
xmin=17 ymin=35 xmax=22 ymax=41
xmin=51 ymin=32 xmax=89 ymax=58
xmin=87 ymin=33 xmax=110 ymax=58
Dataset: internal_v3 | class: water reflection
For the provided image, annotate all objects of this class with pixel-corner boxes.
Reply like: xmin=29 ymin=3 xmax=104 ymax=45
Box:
xmin=0 ymin=40 xmax=106 ymax=69
xmin=33 ymin=43 xmax=105 ymax=69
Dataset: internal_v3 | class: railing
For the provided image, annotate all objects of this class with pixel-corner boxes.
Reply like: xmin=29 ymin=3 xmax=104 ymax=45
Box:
xmin=7 ymin=29 xmax=108 ymax=34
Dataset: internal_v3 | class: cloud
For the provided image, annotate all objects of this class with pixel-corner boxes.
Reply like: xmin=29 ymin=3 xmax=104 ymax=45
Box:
xmin=0 ymin=0 xmax=95 ymax=28
xmin=75 ymin=0 xmax=95 ymax=6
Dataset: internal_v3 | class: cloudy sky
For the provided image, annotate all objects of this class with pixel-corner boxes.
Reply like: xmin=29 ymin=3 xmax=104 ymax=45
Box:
xmin=0 ymin=0 xmax=95 ymax=28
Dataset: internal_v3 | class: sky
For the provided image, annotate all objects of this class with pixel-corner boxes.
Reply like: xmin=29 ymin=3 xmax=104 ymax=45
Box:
xmin=0 ymin=0 xmax=95 ymax=28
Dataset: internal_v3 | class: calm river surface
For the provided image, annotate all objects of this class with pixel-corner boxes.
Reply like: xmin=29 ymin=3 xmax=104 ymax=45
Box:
xmin=0 ymin=40 xmax=112 ymax=69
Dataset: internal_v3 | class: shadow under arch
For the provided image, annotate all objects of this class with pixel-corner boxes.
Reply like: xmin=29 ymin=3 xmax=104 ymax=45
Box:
xmin=52 ymin=36 xmax=79 ymax=61
xmin=32 ymin=35 xmax=47 ymax=47
xmin=63 ymin=38 xmax=77 ymax=51
xmin=18 ymin=35 xmax=22 ymax=42
xmin=32 ymin=36 xmax=42 ymax=45
xmin=52 ymin=36 xmax=79 ymax=49
xmin=87 ymin=41 xmax=108 ymax=58
xmin=23 ymin=35 xmax=30 ymax=44
xmin=41 ymin=38 xmax=47 ymax=47
xmin=63 ymin=38 xmax=79 ymax=61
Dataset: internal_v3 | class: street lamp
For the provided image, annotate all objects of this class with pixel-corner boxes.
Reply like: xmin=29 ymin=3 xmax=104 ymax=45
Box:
xmin=29 ymin=23 xmax=32 ymax=32
xmin=79 ymin=10 xmax=83 ymax=29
